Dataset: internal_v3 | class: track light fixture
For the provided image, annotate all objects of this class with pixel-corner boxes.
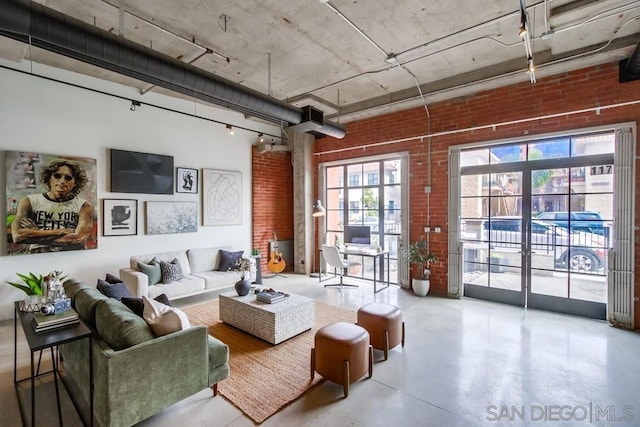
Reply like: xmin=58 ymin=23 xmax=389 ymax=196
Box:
xmin=518 ymin=23 xmax=527 ymax=38
xmin=130 ymin=100 xmax=141 ymax=111
xmin=258 ymin=133 xmax=264 ymax=143
xmin=518 ymin=0 xmax=536 ymax=84
xmin=226 ymin=124 xmax=234 ymax=135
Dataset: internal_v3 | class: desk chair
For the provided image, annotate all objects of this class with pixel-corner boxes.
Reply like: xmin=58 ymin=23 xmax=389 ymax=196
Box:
xmin=321 ymin=245 xmax=360 ymax=290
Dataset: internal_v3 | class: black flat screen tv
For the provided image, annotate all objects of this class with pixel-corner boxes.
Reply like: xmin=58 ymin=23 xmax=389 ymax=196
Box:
xmin=344 ymin=225 xmax=371 ymax=247
xmin=110 ymin=149 xmax=174 ymax=194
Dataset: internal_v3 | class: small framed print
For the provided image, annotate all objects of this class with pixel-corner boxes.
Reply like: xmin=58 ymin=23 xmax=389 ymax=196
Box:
xmin=103 ymin=199 xmax=137 ymax=236
xmin=176 ymin=167 xmax=198 ymax=194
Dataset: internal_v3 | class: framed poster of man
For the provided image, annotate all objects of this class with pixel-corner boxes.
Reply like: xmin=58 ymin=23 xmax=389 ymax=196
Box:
xmin=6 ymin=151 xmax=98 ymax=255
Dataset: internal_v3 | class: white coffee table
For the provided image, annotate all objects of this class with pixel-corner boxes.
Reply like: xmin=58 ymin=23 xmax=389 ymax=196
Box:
xmin=219 ymin=291 xmax=314 ymax=344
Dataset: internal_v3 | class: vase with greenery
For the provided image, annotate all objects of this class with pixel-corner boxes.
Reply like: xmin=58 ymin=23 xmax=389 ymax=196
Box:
xmin=233 ymin=258 xmax=252 ymax=296
xmin=407 ymin=240 xmax=438 ymax=296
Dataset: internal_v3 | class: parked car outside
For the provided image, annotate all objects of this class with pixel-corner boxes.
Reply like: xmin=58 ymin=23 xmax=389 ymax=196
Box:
xmin=535 ymin=211 xmax=610 ymax=236
xmin=482 ymin=216 xmax=606 ymax=273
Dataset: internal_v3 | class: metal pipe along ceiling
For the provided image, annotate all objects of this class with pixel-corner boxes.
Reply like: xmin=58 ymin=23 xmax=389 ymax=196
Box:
xmin=0 ymin=0 xmax=346 ymax=138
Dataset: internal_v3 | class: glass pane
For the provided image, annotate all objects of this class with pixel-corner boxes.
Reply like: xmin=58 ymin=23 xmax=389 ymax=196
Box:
xmin=460 ymin=148 xmax=490 ymax=167
xmin=461 ymin=174 xmax=486 ymax=197
xmin=326 ymin=166 xmax=343 ymax=188
xmin=528 ymin=138 xmax=570 ymax=160
xmin=325 ymin=189 xmax=342 ymax=210
xmin=490 ymin=143 xmax=526 ymax=163
xmin=571 ymin=133 xmax=614 ymax=156
xmin=384 ymin=234 xmax=399 ymax=258
xmin=363 ymin=188 xmax=379 ymax=212
xmin=347 ymin=188 xmax=363 ymax=214
xmin=347 ymin=164 xmax=362 ymax=187
xmin=325 ymin=209 xmax=343 ymax=233
xmin=363 ymin=162 xmax=379 ymax=185
xmin=462 ymin=241 xmax=489 ymax=287
xmin=384 ymin=159 xmax=401 ymax=184
xmin=531 ymin=167 xmax=568 ymax=196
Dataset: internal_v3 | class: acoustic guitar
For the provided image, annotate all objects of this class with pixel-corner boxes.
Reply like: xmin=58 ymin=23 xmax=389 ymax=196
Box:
xmin=268 ymin=232 xmax=286 ymax=273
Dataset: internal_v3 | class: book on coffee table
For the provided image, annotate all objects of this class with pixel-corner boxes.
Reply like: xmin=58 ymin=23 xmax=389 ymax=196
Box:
xmin=256 ymin=290 xmax=286 ymax=303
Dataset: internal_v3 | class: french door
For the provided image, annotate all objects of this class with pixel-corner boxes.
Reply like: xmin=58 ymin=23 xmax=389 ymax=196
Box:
xmin=458 ymin=133 xmax=614 ymax=319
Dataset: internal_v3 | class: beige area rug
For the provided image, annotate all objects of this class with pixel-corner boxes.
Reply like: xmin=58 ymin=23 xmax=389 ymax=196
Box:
xmin=182 ymin=299 xmax=356 ymax=424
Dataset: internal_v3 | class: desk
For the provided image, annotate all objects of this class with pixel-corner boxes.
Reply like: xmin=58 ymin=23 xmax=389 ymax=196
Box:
xmin=319 ymin=248 xmax=390 ymax=293
xmin=14 ymin=302 xmax=93 ymax=426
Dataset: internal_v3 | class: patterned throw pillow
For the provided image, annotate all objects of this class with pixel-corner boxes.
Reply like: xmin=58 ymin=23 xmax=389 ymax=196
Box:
xmin=217 ymin=249 xmax=244 ymax=271
xmin=96 ymin=279 xmax=132 ymax=301
xmin=137 ymin=257 xmax=161 ymax=286
xmin=160 ymin=258 xmax=185 ymax=284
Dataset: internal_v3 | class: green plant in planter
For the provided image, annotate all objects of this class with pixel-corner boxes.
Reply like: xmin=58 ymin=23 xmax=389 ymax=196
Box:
xmin=407 ymin=239 xmax=438 ymax=280
xmin=6 ymin=272 xmax=45 ymax=296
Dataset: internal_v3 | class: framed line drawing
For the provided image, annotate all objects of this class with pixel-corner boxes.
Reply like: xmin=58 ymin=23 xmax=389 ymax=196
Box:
xmin=146 ymin=201 xmax=198 ymax=234
xmin=176 ymin=167 xmax=198 ymax=194
xmin=103 ymin=199 xmax=137 ymax=236
xmin=202 ymin=169 xmax=242 ymax=226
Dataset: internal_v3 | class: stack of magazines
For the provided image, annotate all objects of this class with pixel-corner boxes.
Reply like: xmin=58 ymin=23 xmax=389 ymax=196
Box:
xmin=32 ymin=308 xmax=79 ymax=333
xmin=256 ymin=290 xmax=287 ymax=304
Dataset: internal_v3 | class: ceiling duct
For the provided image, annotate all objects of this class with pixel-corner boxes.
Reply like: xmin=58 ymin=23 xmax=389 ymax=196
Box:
xmin=0 ymin=0 xmax=346 ymax=138
xmin=256 ymin=142 xmax=291 ymax=153
xmin=290 ymin=105 xmax=324 ymax=133
xmin=619 ymin=38 xmax=640 ymax=83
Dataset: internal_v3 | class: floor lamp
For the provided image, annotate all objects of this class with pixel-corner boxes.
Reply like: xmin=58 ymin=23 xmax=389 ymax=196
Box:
xmin=310 ymin=200 xmax=325 ymax=278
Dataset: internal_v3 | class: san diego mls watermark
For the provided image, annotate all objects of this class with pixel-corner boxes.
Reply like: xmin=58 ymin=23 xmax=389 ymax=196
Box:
xmin=486 ymin=403 xmax=635 ymax=423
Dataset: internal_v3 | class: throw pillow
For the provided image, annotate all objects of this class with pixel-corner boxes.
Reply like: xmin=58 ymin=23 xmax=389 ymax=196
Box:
xmin=142 ymin=296 xmax=190 ymax=337
xmin=217 ymin=249 xmax=244 ymax=272
xmin=160 ymin=258 xmax=185 ymax=284
xmin=96 ymin=279 xmax=132 ymax=301
xmin=121 ymin=294 xmax=171 ymax=318
xmin=137 ymin=257 xmax=161 ymax=286
xmin=104 ymin=273 xmax=123 ymax=284
xmin=95 ymin=299 xmax=154 ymax=350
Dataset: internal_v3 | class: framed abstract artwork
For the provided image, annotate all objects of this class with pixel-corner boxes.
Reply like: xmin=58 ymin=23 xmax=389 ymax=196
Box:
xmin=202 ymin=169 xmax=242 ymax=226
xmin=146 ymin=201 xmax=198 ymax=234
xmin=176 ymin=167 xmax=198 ymax=194
xmin=103 ymin=199 xmax=137 ymax=236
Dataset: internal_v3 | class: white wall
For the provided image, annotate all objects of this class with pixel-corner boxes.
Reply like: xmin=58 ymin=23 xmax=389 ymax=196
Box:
xmin=0 ymin=61 xmax=279 ymax=321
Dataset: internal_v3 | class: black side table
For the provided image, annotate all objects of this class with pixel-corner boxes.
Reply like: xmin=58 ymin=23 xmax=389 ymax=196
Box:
xmin=14 ymin=302 xmax=93 ymax=426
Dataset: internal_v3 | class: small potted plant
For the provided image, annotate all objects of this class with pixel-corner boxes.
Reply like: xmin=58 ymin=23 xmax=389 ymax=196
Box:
xmin=407 ymin=240 xmax=438 ymax=296
xmin=6 ymin=272 xmax=45 ymax=311
xmin=233 ymin=258 xmax=253 ymax=296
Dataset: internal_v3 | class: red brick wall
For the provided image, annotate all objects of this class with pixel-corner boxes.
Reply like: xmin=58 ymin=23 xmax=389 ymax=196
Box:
xmin=313 ymin=62 xmax=640 ymax=328
xmin=252 ymin=148 xmax=294 ymax=273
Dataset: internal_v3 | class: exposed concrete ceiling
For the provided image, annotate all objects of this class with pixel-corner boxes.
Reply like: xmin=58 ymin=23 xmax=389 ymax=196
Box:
xmin=1 ymin=0 xmax=639 ymax=125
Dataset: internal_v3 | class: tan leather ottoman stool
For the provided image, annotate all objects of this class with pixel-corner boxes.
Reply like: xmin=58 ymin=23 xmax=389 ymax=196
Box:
xmin=357 ymin=303 xmax=405 ymax=360
xmin=310 ymin=322 xmax=373 ymax=398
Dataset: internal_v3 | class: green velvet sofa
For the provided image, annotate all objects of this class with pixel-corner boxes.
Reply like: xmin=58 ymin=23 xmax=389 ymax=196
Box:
xmin=59 ymin=279 xmax=230 ymax=427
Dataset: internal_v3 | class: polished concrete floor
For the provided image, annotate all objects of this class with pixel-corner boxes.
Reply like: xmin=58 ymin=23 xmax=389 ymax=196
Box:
xmin=2 ymin=274 xmax=640 ymax=426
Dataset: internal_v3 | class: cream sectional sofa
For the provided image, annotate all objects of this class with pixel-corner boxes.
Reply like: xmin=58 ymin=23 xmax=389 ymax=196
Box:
xmin=119 ymin=246 xmax=255 ymax=300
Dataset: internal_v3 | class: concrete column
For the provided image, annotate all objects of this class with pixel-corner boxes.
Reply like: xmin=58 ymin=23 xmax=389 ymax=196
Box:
xmin=289 ymin=128 xmax=315 ymax=275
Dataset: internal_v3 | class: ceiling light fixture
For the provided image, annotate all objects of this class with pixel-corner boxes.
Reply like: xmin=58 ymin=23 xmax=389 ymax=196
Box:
xmin=130 ymin=100 xmax=141 ymax=111
xmin=519 ymin=0 xmax=536 ymax=84
xmin=518 ymin=23 xmax=527 ymax=38
xmin=258 ymin=133 xmax=264 ymax=143
xmin=226 ymin=124 xmax=234 ymax=135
